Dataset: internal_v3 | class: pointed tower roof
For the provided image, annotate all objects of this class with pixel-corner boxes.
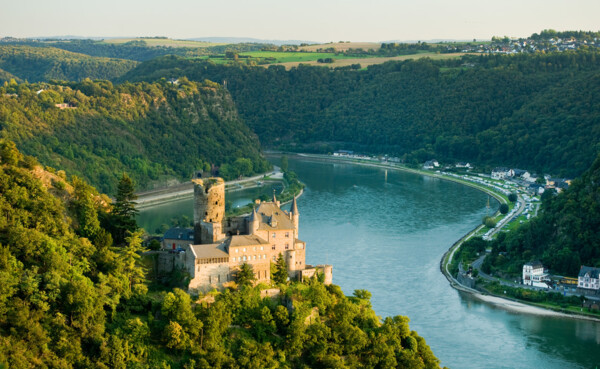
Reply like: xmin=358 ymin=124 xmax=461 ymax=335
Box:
xmin=272 ymin=190 xmax=277 ymax=204
xmin=251 ymin=207 xmax=259 ymax=222
xmin=291 ymin=196 xmax=299 ymax=215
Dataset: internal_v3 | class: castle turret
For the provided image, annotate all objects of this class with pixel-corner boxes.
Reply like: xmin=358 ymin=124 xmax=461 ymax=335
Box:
xmin=193 ymin=178 xmax=225 ymax=244
xmin=291 ymin=196 xmax=299 ymax=233
xmin=249 ymin=207 xmax=259 ymax=234
xmin=272 ymin=191 xmax=280 ymax=207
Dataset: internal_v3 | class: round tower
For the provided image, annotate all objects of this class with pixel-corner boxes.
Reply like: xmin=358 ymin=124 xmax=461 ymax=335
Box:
xmin=249 ymin=207 xmax=259 ymax=235
xmin=193 ymin=177 xmax=225 ymax=243
xmin=291 ymin=196 xmax=299 ymax=235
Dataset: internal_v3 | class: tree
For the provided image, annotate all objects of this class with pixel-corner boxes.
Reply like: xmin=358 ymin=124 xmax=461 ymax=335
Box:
xmin=508 ymin=193 xmax=518 ymax=202
xmin=111 ymin=173 xmax=138 ymax=245
xmin=483 ymin=216 xmax=497 ymax=228
xmin=272 ymin=253 xmax=288 ymax=285
xmin=280 ymin=155 xmax=289 ymax=172
xmin=122 ymin=229 xmax=147 ymax=296
xmin=499 ymin=203 xmax=509 ymax=214
xmin=236 ymin=263 xmax=255 ymax=287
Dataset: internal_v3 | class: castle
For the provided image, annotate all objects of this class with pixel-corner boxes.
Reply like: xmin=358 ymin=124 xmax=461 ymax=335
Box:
xmin=179 ymin=177 xmax=332 ymax=292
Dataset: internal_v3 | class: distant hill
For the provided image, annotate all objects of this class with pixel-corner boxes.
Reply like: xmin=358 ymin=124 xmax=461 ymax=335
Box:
xmin=0 ymin=39 xmax=272 ymax=62
xmin=187 ymin=37 xmax=315 ymax=46
xmin=121 ymin=50 xmax=600 ymax=178
xmin=0 ymin=79 xmax=270 ymax=194
xmin=0 ymin=45 xmax=137 ymax=82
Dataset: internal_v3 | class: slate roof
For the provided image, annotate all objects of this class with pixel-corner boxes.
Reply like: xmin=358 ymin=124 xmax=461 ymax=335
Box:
xmin=524 ymin=260 xmax=544 ymax=269
xmin=579 ymin=266 xmax=600 ymax=279
xmin=163 ymin=227 xmax=194 ymax=241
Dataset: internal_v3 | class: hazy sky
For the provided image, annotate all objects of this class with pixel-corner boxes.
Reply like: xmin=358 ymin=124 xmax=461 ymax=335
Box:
xmin=2 ymin=0 xmax=599 ymax=42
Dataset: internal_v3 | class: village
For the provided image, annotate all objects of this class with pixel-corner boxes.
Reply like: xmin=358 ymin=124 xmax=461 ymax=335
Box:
xmin=328 ymin=150 xmax=600 ymax=311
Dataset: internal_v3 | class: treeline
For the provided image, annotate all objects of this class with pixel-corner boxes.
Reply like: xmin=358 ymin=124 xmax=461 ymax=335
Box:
xmin=0 ymin=39 xmax=271 ymax=62
xmin=482 ymin=153 xmax=600 ymax=277
xmin=121 ymin=50 xmax=600 ymax=177
xmin=0 ymin=45 xmax=137 ymax=82
xmin=0 ymin=144 xmax=441 ymax=368
xmin=0 ymin=78 xmax=270 ymax=193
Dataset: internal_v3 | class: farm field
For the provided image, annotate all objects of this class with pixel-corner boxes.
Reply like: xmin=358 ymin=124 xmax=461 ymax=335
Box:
xmin=273 ymin=52 xmax=469 ymax=69
xmin=101 ymin=37 xmax=224 ymax=48
xmin=297 ymin=41 xmax=382 ymax=52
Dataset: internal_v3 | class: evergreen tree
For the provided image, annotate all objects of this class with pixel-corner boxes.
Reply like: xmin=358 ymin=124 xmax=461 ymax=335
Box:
xmin=236 ymin=263 xmax=256 ymax=287
xmin=111 ymin=173 xmax=138 ymax=245
xmin=121 ymin=229 xmax=147 ymax=296
xmin=273 ymin=253 xmax=288 ymax=285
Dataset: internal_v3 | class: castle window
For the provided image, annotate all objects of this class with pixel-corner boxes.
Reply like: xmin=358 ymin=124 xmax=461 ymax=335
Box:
xmin=235 ymin=249 xmax=238 ymax=253
xmin=253 ymin=255 xmax=257 ymax=260
xmin=254 ymin=247 xmax=257 ymax=251
xmin=243 ymin=256 xmax=247 ymax=261
xmin=272 ymin=233 xmax=276 ymax=238
xmin=243 ymin=248 xmax=246 ymax=252
xmin=285 ymin=232 xmax=289 ymax=238
xmin=272 ymin=256 xmax=276 ymax=261
xmin=260 ymin=246 xmax=264 ymax=251
xmin=272 ymin=246 xmax=276 ymax=250
xmin=285 ymin=244 xmax=289 ymax=250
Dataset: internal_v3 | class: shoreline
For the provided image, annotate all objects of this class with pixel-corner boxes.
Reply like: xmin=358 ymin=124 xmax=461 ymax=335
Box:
xmin=135 ymin=170 xmax=283 ymax=209
xmin=281 ymin=153 xmax=600 ymax=322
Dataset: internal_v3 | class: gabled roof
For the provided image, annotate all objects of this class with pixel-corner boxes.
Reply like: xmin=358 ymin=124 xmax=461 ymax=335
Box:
xmin=226 ymin=234 xmax=269 ymax=248
xmin=190 ymin=242 xmax=229 ymax=259
xmin=163 ymin=227 xmax=194 ymax=241
xmin=579 ymin=266 xmax=600 ymax=278
xmin=256 ymin=202 xmax=295 ymax=231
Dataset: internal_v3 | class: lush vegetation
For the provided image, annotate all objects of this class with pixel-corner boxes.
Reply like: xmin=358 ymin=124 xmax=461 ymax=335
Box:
xmin=482 ymin=154 xmax=600 ymax=277
xmin=0 ymin=144 xmax=441 ymax=368
xmin=121 ymin=50 xmax=600 ymax=178
xmin=0 ymin=45 xmax=137 ymax=82
xmin=0 ymin=78 xmax=270 ymax=194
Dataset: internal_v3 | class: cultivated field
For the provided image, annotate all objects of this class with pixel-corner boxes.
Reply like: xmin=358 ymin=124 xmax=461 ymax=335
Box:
xmin=273 ymin=52 xmax=469 ymax=69
xmin=298 ymin=42 xmax=382 ymax=52
xmin=238 ymin=51 xmax=358 ymax=63
xmin=101 ymin=38 xmax=224 ymax=48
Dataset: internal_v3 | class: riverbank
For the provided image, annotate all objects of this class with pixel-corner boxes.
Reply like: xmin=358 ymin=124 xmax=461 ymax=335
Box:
xmin=135 ymin=170 xmax=282 ymax=209
xmin=282 ymin=153 xmax=600 ymax=322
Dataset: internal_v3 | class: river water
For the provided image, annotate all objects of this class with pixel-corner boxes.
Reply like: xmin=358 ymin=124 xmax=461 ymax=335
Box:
xmin=138 ymin=156 xmax=600 ymax=368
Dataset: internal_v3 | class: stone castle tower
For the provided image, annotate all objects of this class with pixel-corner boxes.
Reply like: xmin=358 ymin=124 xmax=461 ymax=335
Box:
xmin=193 ymin=178 xmax=225 ymax=244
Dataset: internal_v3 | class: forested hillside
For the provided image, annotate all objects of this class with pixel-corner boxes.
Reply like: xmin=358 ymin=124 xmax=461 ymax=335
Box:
xmin=0 ymin=45 xmax=137 ymax=82
xmin=0 ymin=142 xmax=441 ymax=368
xmin=483 ymin=153 xmax=600 ymax=277
xmin=121 ymin=51 xmax=600 ymax=177
xmin=0 ymin=78 xmax=270 ymax=193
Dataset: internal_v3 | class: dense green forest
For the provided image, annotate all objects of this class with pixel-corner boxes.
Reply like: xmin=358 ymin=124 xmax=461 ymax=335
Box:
xmin=0 ymin=142 xmax=441 ymax=368
xmin=0 ymin=78 xmax=270 ymax=193
xmin=121 ymin=50 xmax=600 ymax=177
xmin=0 ymin=45 xmax=137 ymax=82
xmin=482 ymin=153 xmax=600 ymax=277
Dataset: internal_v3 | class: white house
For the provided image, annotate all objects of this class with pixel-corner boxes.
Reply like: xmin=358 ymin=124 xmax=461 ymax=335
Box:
xmin=523 ymin=261 xmax=550 ymax=288
xmin=578 ymin=266 xmax=600 ymax=291
xmin=491 ymin=167 xmax=514 ymax=180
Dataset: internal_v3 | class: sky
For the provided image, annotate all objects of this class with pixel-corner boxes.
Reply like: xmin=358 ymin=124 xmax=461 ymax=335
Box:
xmin=2 ymin=0 xmax=599 ymax=42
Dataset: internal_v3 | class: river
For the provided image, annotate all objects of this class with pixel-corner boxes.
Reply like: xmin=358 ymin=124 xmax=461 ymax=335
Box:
xmin=137 ymin=156 xmax=600 ymax=368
